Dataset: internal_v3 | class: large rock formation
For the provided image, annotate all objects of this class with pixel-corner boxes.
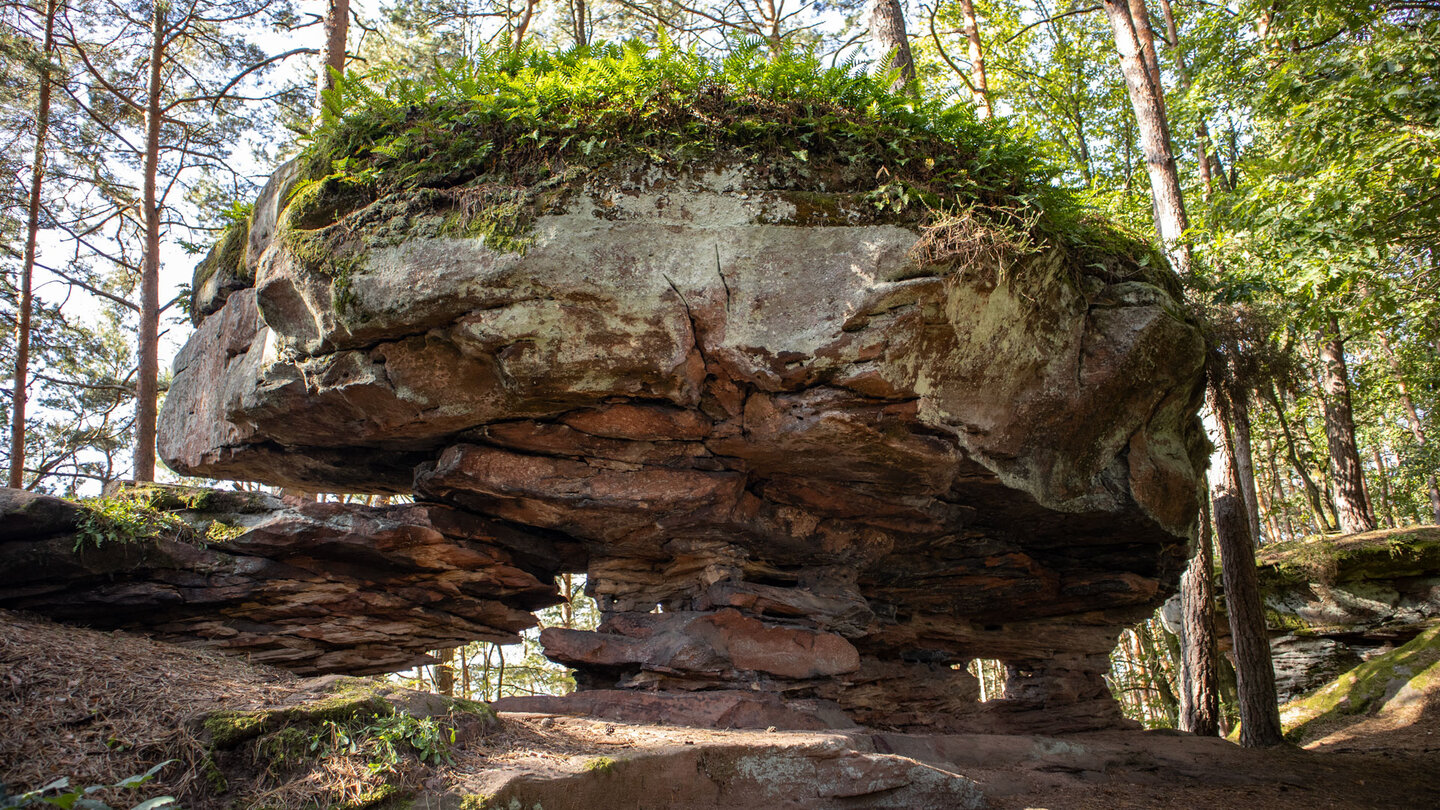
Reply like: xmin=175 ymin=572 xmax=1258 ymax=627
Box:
xmin=145 ymin=156 xmax=1208 ymax=732
xmin=1256 ymin=527 xmax=1440 ymax=702
xmin=0 ymin=485 xmax=566 ymax=675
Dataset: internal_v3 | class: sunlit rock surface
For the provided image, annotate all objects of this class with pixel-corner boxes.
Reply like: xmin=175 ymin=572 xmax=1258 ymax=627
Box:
xmin=154 ymin=161 xmax=1209 ymax=731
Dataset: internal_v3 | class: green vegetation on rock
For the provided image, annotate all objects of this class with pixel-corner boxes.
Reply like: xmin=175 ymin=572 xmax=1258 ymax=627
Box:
xmin=1258 ymin=526 xmax=1440 ymax=587
xmin=1279 ymin=624 xmax=1440 ymax=743
xmin=268 ymin=40 xmax=1159 ymax=320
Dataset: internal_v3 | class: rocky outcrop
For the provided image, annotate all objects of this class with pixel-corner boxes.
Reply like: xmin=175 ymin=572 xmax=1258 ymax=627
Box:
xmin=0 ymin=485 xmax=567 ymax=675
xmin=1257 ymin=527 xmax=1440 ymax=702
xmin=151 ymin=159 xmax=1208 ymax=732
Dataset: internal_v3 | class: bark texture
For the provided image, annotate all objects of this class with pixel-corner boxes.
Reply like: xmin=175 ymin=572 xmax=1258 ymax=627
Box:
xmin=1101 ymin=0 xmax=1190 ymax=273
xmin=133 ymin=0 xmax=164 ymax=482
xmin=957 ymin=0 xmax=991 ymax=118
xmin=316 ymin=0 xmax=350 ymax=108
xmin=1319 ymin=316 xmax=1376 ymax=533
xmin=872 ymin=0 xmax=917 ymax=91
xmin=1209 ymin=382 xmax=1284 ymax=747
xmin=1178 ymin=492 xmax=1220 ymax=736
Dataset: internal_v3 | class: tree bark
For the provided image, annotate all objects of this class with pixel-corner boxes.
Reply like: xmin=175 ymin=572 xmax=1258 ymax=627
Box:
xmin=134 ymin=0 xmax=165 ymax=483
xmin=1264 ymin=384 xmax=1336 ymax=532
xmin=435 ymin=647 xmax=456 ymax=696
xmin=511 ymin=0 xmax=537 ymax=46
xmin=871 ymin=0 xmax=916 ymax=92
xmin=1154 ymin=0 xmax=1225 ymax=200
xmin=1231 ymin=392 xmax=1265 ymax=545
xmin=8 ymin=0 xmax=59 ymax=490
xmin=1210 ymin=381 xmax=1284 ymax=747
xmin=1102 ymin=0 xmax=1190 ymax=273
xmin=957 ymin=0 xmax=990 ymax=118
xmin=1318 ymin=315 xmax=1376 ymax=533
xmin=1377 ymin=331 xmax=1440 ymax=524
xmin=316 ymin=0 xmax=350 ymax=109
xmin=1372 ymin=446 xmax=1396 ymax=528
xmin=1178 ymin=489 xmax=1220 ymax=736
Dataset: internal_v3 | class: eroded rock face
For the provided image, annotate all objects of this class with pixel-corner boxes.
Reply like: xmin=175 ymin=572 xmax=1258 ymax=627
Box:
xmin=0 ymin=485 xmax=566 ymax=675
xmin=157 ymin=162 xmax=1208 ymax=731
xmin=1256 ymin=527 xmax=1440 ymax=702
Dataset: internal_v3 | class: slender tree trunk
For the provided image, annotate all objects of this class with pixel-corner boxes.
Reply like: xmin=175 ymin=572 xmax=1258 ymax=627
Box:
xmin=1210 ymin=380 xmax=1284 ymax=747
xmin=1372 ymin=447 xmax=1396 ymax=528
xmin=1318 ymin=315 xmax=1376 ymax=533
xmin=570 ymin=0 xmax=588 ymax=46
xmin=1154 ymin=0 xmax=1224 ymax=199
xmin=1179 ymin=489 xmax=1220 ymax=736
xmin=436 ymin=647 xmax=456 ymax=696
xmin=957 ymin=0 xmax=990 ymax=118
xmin=316 ymin=0 xmax=350 ymax=109
xmin=134 ymin=0 xmax=165 ymax=483
xmin=872 ymin=0 xmax=916 ymax=92
xmin=1265 ymin=384 xmax=1335 ymax=532
xmin=8 ymin=0 xmax=59 ymax=490
xmin=511 ymin=0 xmax=537 ymax=46
xmin=1377 ymin=331 xmax=1440 ymax=523
xmin=1231 ymin=393 xmax=1264 ymax=545
xmin=1102 ymin=0 xmax=1190 ymax=273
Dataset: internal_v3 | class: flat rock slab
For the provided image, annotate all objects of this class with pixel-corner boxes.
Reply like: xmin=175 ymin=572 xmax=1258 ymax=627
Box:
xmin=441 ymin=717 xmax=1440 ymax=810
xmin=493 ymin=690 xmax=855 ymax=731
xmin=0 ymin=485 xmax=569 ymax=675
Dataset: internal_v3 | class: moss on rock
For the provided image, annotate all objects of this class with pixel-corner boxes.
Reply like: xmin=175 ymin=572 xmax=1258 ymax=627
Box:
xmin=1259 ymin=526 xmax=1440 ymax=587
xmin=1279 ymin=623 xmax=1440 ymax=743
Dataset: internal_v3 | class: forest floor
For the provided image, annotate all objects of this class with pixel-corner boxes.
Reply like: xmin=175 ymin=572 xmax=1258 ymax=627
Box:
xmin=2 ymin=610 xmax=1437 ymax=810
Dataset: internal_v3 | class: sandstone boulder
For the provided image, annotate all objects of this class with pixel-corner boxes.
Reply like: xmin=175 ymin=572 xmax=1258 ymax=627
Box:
xmin=153 ymin=159 xmax=1208 ymax=731
xmin=0 ymin=484 xmax=567 ymax=675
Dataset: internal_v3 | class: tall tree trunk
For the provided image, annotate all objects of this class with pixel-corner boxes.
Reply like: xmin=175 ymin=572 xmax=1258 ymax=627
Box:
xmin=1102 ymin=0 xmax=1190 ymax=273
xmin=1264 ymin=384 xmax=1335 ymax=532
xmin=8 ymin=0 xmax=59 ymax=490
xmin=1372 ymin=447 xmax=1396 ymax=528
xmin=1318 ymin=315 xmax=1376 ymax=533
xmin=134 ymin=0 xmax=165 ymax=483
xmin=1154 ymin=0 xmax=1224 ymax=200
xmin=957 ymin=0 xmax=990 ymax=118
xmin=872 ymin=0 xmax=916 ymax=92
xmin=1231 ymin=393 xmax=1264 ymax=545
xmin=316 ymin=0 xmax=350 ymax=109
xmin=1377 ymin=331 xmax=1440 ymax=524
xmin=1210 ymin=380 xmax=1285 ymax=747
xmin=1178 ymin=489 xmax=1220 ymax=736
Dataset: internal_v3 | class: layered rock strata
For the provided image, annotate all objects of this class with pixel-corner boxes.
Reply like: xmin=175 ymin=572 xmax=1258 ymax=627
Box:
xmin=153 ymin=161 xmax=1208 ymax=731
xmin=1257 ymin=527 xmax=1440 ymax=701
xmin=0 ymin=486 xmax=565 ymax=675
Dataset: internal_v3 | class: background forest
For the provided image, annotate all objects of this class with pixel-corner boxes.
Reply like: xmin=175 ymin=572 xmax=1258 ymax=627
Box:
xmin=1 ymin=0 xmax=1436 ymax=739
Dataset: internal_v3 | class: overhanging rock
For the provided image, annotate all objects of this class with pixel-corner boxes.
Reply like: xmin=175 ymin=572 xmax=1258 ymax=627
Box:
xmin=0 ymin=485 xmax=568 ymax=675
xmin=152 ymin=159 xmax=1208 ymax=731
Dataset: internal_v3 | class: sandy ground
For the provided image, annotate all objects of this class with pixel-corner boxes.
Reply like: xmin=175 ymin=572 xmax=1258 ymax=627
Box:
xmin=4 ymin=610 xmax=1438 ymax=809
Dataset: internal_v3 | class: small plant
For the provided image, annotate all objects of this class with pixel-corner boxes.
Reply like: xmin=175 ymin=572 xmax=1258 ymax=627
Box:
xmin=73 ymin=495 xmax=189 ymax=552
xmin=360 ymin=712 xmax=457 ymax=772
xmin=582 ymin=756 xmax=616 ymax=774
xmin=0 ymin=761 xmax=179 ymax=810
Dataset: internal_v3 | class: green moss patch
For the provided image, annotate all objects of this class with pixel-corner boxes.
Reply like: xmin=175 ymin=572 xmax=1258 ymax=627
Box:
xmin=1279 ymin=624 xmax=1440 ymax=743
xmin=1259 ymin=526 xmax=1440 ymax=587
